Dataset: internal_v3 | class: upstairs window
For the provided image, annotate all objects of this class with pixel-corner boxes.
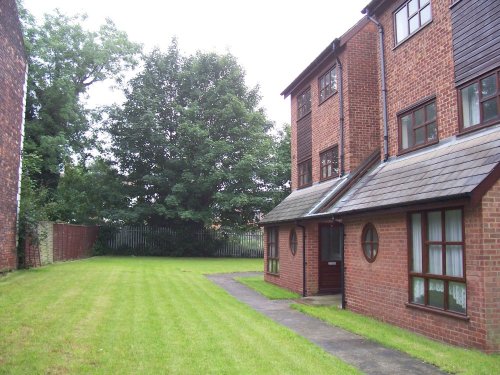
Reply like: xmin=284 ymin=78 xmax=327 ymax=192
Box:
xmin=319 ymin=67 xmax=337 ymax=103
xmin=320 ymin=146 xmax=339 ymax=180
xmin=267 ymin=227 xmax=279 ymax=274
xmin=399 ymin=99 xmax=437 ymax=152
xmin=460 ymin=69 xmax=500 ymax=132
xmin=297 ymin=88 xmax=311 ymax=119
xmin=395 ymin=0 xmax=432 ymax=45
xmin=298 ymin=159 xmax=312 ymax=188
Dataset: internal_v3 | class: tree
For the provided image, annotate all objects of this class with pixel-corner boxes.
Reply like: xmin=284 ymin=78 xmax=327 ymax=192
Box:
xmin=108 ymin=41 xmax=280 ymax=229
xmin=20 ymin=5 xmax=141 ymax=192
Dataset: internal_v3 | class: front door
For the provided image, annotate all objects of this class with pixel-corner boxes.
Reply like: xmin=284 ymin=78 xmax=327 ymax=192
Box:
xmin=318 ymin=223 xmax=343 ymax=294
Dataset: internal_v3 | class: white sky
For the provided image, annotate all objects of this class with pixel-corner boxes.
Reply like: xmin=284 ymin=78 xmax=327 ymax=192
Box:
xmin=23 ymin=0 xmax=368 ymax=127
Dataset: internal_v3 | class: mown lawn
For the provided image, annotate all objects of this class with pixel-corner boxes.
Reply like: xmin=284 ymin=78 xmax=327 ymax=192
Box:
xmin=0 ymin=257 xmax=358 ymax=375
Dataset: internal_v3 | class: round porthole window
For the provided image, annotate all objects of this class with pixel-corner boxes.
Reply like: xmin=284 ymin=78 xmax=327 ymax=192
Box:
xmin=289 ymin=229 xmax=298 ymax=256
xmin=362 ymin=223 xmax=379 ymax=262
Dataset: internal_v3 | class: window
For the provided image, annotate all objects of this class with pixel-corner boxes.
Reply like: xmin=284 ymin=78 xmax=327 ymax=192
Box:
xmin=362 ymin=223 xmax=379 ymax=262
xmin=267 ymin=227 xmax=279 ymax=274
xmin=297 ymin=88 xmax=311 ymax=119
xmin=319 ymin=67 xmax=337 ymax=103
xmin=395 ymin=0 xmax=432 ymax=44
xmin=460 ymin=69 xmax=500 ymax=131
xmin=320 ymin=146 xmax=339 ymax=180
xmin=409 ymin=208 xmax=466 ymax=315
xmin=289 ymin=229 xmax=297 ymax=256
xmin=399 ymin=99 xmax=437 ymax=152
xmin=298 ymin=159 xmax=312 ymax=188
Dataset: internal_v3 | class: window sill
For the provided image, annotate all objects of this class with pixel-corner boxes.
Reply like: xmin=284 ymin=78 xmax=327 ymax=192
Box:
xmin=318 ymin=91 xmax=337 ymax=106
xmin=297 ymin=183 xmax=312 ymax=190
xmin=405 ymin=302 xmax=469 ymax=321
xmin=297 ymin=111 xmax=311 ymax=122
xmin=458 ymin=119 xmax=500 ymax=137
xmin=266 ymin=272 xmax=280 ymax=277
xmin=397 ymin=139 xmax=439 ymax=157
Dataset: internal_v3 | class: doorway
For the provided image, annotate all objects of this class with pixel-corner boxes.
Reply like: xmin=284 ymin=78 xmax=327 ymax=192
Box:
xmin=318 ymin=223 xmax=343 ymax=294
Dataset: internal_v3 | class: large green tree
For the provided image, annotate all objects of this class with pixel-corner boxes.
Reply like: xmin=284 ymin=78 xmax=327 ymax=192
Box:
xmin=108 ymin=41 xmax=283 ymax=228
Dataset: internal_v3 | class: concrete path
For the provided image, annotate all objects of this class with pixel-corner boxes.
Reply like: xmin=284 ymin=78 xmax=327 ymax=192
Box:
xmin=207 ymin=272 xmax=444 ymax=375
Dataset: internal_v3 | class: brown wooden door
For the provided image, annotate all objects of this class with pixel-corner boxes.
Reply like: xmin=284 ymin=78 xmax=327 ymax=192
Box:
xmin=318 ymin=223 xmax=343 ymax=294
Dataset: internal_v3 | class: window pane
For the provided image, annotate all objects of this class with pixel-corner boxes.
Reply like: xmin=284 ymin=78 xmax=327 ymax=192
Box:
xmin=427 ymin=211 xmax=442 ymax=241
xmin=415 ymin=127 xmax=425 ymax=145
xmin=428 ymin=279 xmax=444 ymax=308
xmin=364 ymin=244 xmax=372 ymax=259
xmin=408 ymin=0 xmax=418 ymax=15
xmin=426 ymin=102 xmax=436 ymax=120
xmin=461 ymin=83 xmax=480 ymax=128
xmin=481 ymin=75 xmax=496 ymax=97
xmin=412 ymin=277 xmax=425 ymax=304
xmin=421 ymin=0 xmax=430 ymax=6
xmin=330 ymin=69 xmax=337 ymax=91
xmin=449 ymin=282 xmax=466 ymax=314
xmin=401 ymin=114 xmax=412 ymax=149
xmin=445 ymin=209 xmax=462 ymax=241
xmin=420 ymin=4 xmax=431 ymax=25
xmin=415 ymin=107 xmax=425 ymax=126
xmin=427 ymin=122 xmax=437 ymax=141
xmin=482 ymin=98 xmax=498 ymax=122
xmin=396 ymin=8 xmax=409 ymax=43
xmin=411 ymin=213 xmax=422 ymax=272
xmin=446 ymin=245 xmax=463 ymax=277
xmin=429 ymin=245 xmax=443 ymax=274
xmin=409 ymin=15 xmax=419 ymax=33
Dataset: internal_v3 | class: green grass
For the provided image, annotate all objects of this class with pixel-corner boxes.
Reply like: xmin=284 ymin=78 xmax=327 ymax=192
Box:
xmin=235 ymin=276 xmax=300 ymax=300
xmin=0 ymin=257 xmax=359 ymax=375
xmin=293 ymin=304 xmax=500 ymax=375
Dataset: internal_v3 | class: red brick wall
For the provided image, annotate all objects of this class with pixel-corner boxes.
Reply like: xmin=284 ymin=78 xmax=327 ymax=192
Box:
xmin=482 ymin=178 xmax=500 ymax=353
xmin=343 ymin=198 xmax=497 ymax=352
xmin=375 ymin=0 xmax=457 ymax=158
xmin=0 ymin=0 xmax=27 ymax=271
xmin=290 ymin=22 xmax=378 ymax=191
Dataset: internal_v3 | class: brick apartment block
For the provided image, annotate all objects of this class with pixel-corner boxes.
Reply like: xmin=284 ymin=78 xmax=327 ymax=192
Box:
xmin=0 ymin=0 xmax=27 ymax=271
xmin=261 ymin=0 xmax=500 ymax=352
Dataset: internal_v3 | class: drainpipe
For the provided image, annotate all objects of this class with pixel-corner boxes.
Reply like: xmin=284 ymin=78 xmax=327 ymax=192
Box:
xmin=296 ymin=222 xmax=307 ymax=297
xmin=366 ymin=13 xmax=389 ymax=162
xmin=16 ymin=64 xmax=28 ymax=254
xmin=333 ymin=39 xmax=345 ymax=176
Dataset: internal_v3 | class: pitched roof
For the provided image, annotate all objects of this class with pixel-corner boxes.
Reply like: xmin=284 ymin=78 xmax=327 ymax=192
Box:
xmin=260 ymin=177 xmax=346 ymax=225
xmin=327 ymin=126 xmax=500 ymax=215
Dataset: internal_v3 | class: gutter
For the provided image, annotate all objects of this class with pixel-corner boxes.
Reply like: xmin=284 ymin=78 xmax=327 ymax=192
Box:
xmin=333 ymin=39 xmax=345 ymax=176
xmin=296 ymin=221 xmax=307 ymax=297
xmin=365 ymin=13 xmax=389 ymax=162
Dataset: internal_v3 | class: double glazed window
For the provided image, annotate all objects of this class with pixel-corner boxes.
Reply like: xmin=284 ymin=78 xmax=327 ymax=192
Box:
xmin=319 ymin=67 xmax=337 ymax=103
xmin=409 ymin=209 xmax=466 ymax=315
xmin=399 ymin=100 xmax=437 ymax=151
xmin=460 ymin=69 xmax=499 ymax=131
xmin=320 ymin=147 xmax=339 ymax=180
xmin=267 ymin=227 xmax=279 ymax=274
xmin=395 ymin=0 xmax=432 ymax=44
xmin=298 ymin=159 xmax=312 ymax=188
xmin=297 ymin=88 xmax=311 ymax=119
xmin=362 ymin=223 xmax=379 ymax=263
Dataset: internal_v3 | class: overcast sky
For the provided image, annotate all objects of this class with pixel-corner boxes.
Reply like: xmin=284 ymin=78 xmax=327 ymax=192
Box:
xmin=23 ymin=0 xmax=368 ymax=127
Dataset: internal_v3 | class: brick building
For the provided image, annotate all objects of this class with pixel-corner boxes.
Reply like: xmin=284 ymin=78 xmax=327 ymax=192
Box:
xmin=0 ymin=0 xmax=27 ymax=271
xmin=261 ymin=0 xmax=500 ymax=352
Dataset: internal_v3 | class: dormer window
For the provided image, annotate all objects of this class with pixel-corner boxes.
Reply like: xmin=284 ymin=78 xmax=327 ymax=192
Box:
xmin=395 ymin=0 xmax=432 ymax=45
xmin=297 ymin=88 xmax=311 ymax=119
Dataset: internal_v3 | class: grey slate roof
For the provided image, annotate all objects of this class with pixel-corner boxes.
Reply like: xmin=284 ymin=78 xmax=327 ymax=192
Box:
xmin=260 ymin=177 xmax=346 ymax=224
xmin=328 ymin=125 xmax=500 ymax=215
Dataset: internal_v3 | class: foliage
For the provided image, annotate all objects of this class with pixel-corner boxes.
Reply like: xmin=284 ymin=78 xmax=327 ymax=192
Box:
xmin=0 ymin=257 xmax=358 ymax=374
xmin=236 ymin=276 xmax=300 ymax=299
xmin=293 ymin=304 xmax=500 ymax=375
xmin=108 ymin=40 xmax=285 ymax=229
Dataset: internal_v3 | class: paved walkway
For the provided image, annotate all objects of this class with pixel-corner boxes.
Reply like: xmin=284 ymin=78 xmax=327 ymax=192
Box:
xmin=207 ymin=272 xmax=444 ymax=375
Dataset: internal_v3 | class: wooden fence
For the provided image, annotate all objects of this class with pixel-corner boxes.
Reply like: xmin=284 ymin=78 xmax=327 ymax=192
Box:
xmin=106 ymin=226 xmax=263 ymax=258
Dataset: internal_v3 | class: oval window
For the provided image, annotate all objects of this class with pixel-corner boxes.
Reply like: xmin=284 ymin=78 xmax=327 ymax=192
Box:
xmin=362 ymin=223 xmax=379 ymax=262
xmin=289 ymin=229 xmax=298 ymax=256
